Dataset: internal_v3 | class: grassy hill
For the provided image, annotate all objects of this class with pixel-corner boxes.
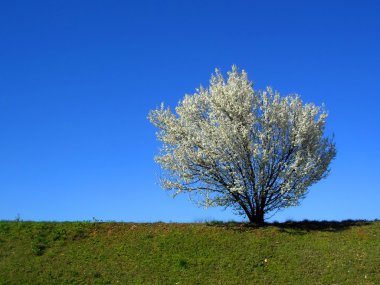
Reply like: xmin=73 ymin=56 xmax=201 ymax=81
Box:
xmin=0 ymin=220 xmax=379 ymax=284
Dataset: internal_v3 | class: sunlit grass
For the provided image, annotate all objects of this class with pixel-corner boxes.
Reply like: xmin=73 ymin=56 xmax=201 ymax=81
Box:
xmin=0 ymin=220 xmax=379 ymax=284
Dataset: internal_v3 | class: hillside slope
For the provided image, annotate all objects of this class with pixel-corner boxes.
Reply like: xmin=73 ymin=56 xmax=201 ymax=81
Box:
xmin=0 ymin=220 xmax=379 ymax=284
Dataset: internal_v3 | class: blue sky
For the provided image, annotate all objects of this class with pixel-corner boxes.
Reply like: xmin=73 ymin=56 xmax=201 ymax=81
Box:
xmin=1 ymin=0 xmax=379 ymax=222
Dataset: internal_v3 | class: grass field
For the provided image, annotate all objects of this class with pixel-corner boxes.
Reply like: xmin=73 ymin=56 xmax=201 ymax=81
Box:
xmin=0 ymin=220 xmax=379 ymax=284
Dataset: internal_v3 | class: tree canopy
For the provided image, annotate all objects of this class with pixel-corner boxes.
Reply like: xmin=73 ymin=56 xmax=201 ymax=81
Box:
xmin=148 ymin=66 xmax=336 ymax=223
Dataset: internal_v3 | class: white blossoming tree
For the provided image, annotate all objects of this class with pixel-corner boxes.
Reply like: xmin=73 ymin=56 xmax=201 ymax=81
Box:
xmin=148 ymin=66 xmax=336 ymax=224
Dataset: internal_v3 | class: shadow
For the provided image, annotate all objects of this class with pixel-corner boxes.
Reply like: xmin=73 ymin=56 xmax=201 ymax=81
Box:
xmin=206 ymin=219 xmax=374 ymax=234
xmin=271 ymin=219 xmax=373 ymax=234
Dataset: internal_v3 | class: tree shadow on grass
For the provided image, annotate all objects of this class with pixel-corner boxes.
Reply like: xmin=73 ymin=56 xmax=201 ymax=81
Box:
xmin=206 ymin=219 xmax=374 ymax=235
xmin=271 ymin=219 xmax=373 ymax=235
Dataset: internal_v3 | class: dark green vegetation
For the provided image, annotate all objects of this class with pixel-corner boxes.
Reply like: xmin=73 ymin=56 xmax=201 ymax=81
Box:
xmin=0 ymin=220 xmax=379 ymax=284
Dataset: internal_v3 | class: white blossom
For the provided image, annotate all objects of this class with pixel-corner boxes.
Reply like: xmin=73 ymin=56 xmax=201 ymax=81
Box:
xmin=148 ymin=66 xmax=336 ymax=223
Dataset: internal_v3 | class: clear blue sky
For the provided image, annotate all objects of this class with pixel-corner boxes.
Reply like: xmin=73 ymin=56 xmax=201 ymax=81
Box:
xmin=1 ymin=0 xmax=379 ymax=222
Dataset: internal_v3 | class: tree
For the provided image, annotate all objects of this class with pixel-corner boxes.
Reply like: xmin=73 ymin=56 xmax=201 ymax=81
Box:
xmin=148 ymin=66 xmax=336 ymax=224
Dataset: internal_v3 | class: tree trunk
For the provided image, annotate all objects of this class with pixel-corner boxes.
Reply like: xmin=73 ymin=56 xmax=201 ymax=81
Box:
xmin=237 ymin=198 xmax=265 ymax=225
xmin=249 ymin=212 xmax=264 ymax=225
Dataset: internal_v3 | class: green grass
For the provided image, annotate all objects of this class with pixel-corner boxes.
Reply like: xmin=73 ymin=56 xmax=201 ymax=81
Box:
xmin=0 ymin=220 xmax=379 ymax=284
